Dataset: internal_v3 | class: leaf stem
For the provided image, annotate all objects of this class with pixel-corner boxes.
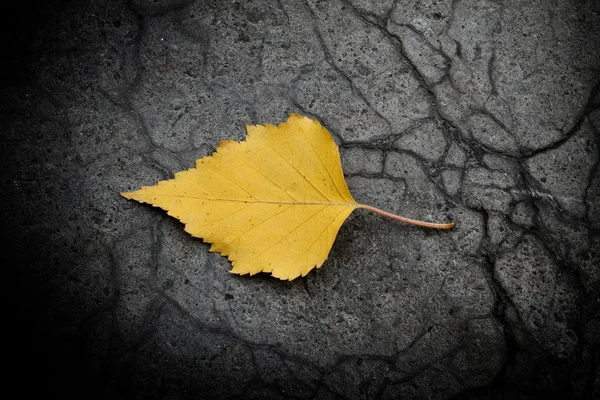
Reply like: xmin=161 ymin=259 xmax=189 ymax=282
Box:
xmin=358 ymin=204 xmax=455 ymax=229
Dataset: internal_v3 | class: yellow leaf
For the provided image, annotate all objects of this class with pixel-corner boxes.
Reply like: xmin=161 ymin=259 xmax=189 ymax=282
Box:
xmin=122 ymin=114 xmax=453 ymax=280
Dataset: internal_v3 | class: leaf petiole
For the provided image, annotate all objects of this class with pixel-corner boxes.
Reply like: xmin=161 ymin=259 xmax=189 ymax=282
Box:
xmin=358 ymin=204 xmax=455 ymax=229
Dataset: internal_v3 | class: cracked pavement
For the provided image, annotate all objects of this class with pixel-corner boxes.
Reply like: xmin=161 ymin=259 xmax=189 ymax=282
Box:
xmin=2 ymin=0 xmax=600 ymax=398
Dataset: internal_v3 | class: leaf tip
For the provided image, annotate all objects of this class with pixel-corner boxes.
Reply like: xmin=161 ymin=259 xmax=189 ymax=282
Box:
xmin=120 ymin=191 xmax=135 ymax=200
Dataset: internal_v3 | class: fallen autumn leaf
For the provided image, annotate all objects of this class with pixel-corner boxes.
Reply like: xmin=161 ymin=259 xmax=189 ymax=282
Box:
xmin=122 ymin=114 xmax=453 ymax=280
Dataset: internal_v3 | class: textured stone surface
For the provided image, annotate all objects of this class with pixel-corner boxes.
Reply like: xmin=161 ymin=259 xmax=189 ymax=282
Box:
xmin=2 ymin=0 xmax=599 ymax=398
xmin=394 ymin=119 xmax=447 ymax=162
xmin=525 ymin=120 xmax=598 ymax=218
xmin=495 ymin=235 xmax=579 ymax=358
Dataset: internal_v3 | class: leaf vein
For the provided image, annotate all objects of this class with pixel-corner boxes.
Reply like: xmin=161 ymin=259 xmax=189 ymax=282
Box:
xmin=219 ymin=204 xmax=295 ymax=246
xmin=297 ymin=122 xmax=348 ymax=201
xmin=243 ymin=205 xmax=329 ymax=265
xmin=227 ymin=145 xmax=299 ymax=202
xmin=255 ymin=135 xmax=332 ymax=202
xmin=204 ymin=163 xmax=258 ymax=200
xmin=288 ymin=206 xmax=349 ymax=277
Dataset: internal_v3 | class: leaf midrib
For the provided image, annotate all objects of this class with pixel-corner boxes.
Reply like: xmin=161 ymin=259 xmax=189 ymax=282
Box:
xmin=146 ymin=193 xmax=358 ymax=207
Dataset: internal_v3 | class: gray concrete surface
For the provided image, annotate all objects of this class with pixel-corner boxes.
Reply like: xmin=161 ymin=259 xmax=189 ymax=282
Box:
xmin=2 ymin=0 xmax=599 ymax=398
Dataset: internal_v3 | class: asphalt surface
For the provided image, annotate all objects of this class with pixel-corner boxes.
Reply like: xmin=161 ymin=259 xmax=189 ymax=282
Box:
xmin=2 ymin=0 xmax=599 ymax=399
